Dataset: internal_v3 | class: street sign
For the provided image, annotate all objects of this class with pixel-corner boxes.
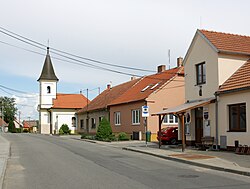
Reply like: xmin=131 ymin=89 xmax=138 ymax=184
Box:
xmin=142 ymin=105 xmax=149 ymax=117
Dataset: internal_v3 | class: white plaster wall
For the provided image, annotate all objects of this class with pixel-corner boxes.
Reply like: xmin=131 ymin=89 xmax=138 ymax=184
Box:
xmin=39 ymin=80 xmax=57 ymax=108
xmin=51 ymin=109 xmax=77 ymax=134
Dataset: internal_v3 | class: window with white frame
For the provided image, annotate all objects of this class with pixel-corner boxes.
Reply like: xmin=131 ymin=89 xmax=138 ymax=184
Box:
xmin=163 ymin=114 xmax=178 ymax=124
xmin=114 ymin=112 xmax=121 ymax=125
xmin=132 ymin=109 xmax=140 ymax=125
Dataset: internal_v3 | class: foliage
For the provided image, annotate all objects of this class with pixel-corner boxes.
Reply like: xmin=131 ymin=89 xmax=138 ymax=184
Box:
xmin=59 ymin=128 xmax=64 ymax=135
xmin=0 ymin=96 xmax=17 ymax=123
xmin=8 ymin=120 xmax=16 ymax=133
xmin=59 ymin=124 xmax=71 ymax=134
xmin=118 ymin=132 xmax=129 ymax=141
xmin=96 ymin=117 xmax=113 ymax=141
xmin=16 ymin=128 xmax=22 ymax=133
xmin=81 ymin=133 xmax=96 ymax=140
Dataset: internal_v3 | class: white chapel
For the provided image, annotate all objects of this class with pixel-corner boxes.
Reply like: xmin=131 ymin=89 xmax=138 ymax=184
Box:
xmin=37 ymin=47 xmax=89 ymax=134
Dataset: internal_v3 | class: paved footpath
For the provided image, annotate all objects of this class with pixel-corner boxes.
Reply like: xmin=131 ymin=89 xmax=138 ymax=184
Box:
xmin=0 ymin=134 xmax=10 ymax=189
xmin=73 ymin=136 xmax=250 ymax=177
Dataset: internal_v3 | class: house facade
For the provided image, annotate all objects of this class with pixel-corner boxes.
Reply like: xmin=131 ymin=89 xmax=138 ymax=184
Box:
xmin=156 ymin=30 xmax=250 ymax=148
xmin=109 ymin=61 xmax=185 ymax=141
xmin=217 ymin=60 xmax=250 ymax=147
xmin=77 ymin=79 xmax=139 ymax=134
xmin=37 ymin=47 xmax=89 ymax=134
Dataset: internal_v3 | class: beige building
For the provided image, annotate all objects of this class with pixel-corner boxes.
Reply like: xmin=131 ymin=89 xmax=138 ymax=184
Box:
xmin=155 ymin=29 xmax=250 ymax=149
xmin=217 ymin=60 xmax=250 ymax=148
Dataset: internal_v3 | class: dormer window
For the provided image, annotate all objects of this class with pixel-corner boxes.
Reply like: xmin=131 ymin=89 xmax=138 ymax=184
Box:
xmin=141 ymin=85 xmax=150 ymax=92
xmin=47 ymin=86 xmax=51 ymax=94
xmin=196 ymin=62 xmax=206 ymax=85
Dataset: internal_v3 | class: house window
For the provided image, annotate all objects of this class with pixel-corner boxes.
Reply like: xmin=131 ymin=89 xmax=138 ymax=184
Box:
xmin=91 ymin=118 xmax=96 ymax=129
xmin=47 ymin=86 xmax=51 ymax=94
xmin=196 ymin=62 xmax=206 ymax=85
xmin=132 ymin=109 xmax=140 ymax=125
xmin=229 ymin=103 xmax=246 ymax=132
xmin=163 ymin=114 xmax=178 ymax=124
xmin=80 ymin=119 xmax=84 ymax=129
xmin=114 ymin=112 xmax=121 ymax=126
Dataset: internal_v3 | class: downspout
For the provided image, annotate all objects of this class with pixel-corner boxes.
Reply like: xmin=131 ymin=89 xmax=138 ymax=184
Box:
xmin=214 ymin=92 xmax=219 ymax=150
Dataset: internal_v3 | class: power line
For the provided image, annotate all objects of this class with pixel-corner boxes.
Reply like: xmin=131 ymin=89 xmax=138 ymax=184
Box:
xmin=0 ymin=26 xmax=155 ymax=73
xmin=0 ymin=28 xmax=185 ymax=82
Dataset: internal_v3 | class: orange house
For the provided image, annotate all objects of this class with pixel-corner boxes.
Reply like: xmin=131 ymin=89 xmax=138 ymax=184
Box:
xmin=109 ymin=59 xmax=185 ymax=141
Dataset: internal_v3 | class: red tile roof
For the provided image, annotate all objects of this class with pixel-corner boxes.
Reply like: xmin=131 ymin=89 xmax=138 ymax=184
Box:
xmin=219 ymin=59 xmax=250 ymax=93
xmin=199 ymin=30 xmax=250 ymax=55
xmin=23 ymin=121 xmax=31 ymax=128
xmin=52 ymin=93 xmax=89 ymax=109
xmin=78 ymin=79 xmax=140 ymax=113
xmin=0 ymin=118 xmax=7 ymax=127
xmin=109 ymin=66 xmax=183 ymax=106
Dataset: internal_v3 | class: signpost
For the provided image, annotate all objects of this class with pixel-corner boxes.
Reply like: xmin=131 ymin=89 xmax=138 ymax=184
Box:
xmin=142 ymin=105 xmax=149 ymax=147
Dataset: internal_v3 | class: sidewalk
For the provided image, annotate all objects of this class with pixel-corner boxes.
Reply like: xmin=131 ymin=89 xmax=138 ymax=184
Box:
xmin=0 ymin=134 xmax=10 ymax=189
xmin=77 ymin=137 xmax=250 ymax=177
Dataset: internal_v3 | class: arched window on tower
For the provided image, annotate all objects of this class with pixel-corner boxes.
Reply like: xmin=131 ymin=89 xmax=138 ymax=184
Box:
xmin=47 ymin=86 xmax=51 ymax=94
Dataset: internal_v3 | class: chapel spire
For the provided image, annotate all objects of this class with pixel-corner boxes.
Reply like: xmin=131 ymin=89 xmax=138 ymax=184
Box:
xmin=37 ymin=47 xmax=59 ymax=81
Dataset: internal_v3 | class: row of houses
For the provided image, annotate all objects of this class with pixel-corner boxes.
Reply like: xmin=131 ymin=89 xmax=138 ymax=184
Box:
xmin=38 ymin=29 xmax=250 ymax=149
xmin=0 ymin=117 xmax=38 ymax=132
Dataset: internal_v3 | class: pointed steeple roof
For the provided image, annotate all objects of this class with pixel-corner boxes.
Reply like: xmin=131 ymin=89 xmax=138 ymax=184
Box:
xmin=37 ymin=47 xmax=59 ymax=81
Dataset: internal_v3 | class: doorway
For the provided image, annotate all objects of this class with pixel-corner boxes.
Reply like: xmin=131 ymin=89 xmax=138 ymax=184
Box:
xmin=195 ymin=107 xmax=203 ymax=143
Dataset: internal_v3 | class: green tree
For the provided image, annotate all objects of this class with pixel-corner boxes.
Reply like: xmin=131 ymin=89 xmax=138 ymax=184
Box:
xmin=8 ymin=120 xmax=16 ymax=133
xmin=0 ymin=96 xmax=17 ymax=123
xmin=96 ymin=117 xmax=112 ymax=141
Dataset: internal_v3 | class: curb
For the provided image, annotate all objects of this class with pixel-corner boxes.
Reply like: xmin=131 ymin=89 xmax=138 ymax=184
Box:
xmin=122 ymin=147 xmax=250 ymax=177
xmin=0 ymin=135 xmax=10 ymax=189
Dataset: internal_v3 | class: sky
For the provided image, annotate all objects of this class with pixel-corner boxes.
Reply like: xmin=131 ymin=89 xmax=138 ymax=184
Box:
xmin=1 ymin=0 xmax=250 ymax=121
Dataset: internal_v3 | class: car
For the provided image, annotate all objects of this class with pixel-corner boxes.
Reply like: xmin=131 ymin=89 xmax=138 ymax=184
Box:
xmin=157 ymin=126 xmax=178 ymax=145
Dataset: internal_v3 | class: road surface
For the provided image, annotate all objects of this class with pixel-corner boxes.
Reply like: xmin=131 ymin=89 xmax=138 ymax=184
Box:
xmin=2 ymin=134 xmax=250 ymax=189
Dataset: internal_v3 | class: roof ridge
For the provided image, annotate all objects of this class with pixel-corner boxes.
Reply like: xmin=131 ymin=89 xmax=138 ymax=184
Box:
xmin=199 ymin=29 xmax=250 ymax=38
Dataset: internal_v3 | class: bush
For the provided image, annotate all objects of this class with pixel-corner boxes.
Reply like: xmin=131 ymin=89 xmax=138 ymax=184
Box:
xmin=8 ymin=120 xmax=15 ymax=133
xmin=118 ymin=132 xmax=129 ymax=141
xmin=59 ymin=128 xmax=64 ymax=135
xmin=96 ymin=117 xmax=112 ymax=141
xmin=16 ymin=128 xmax=22 ymax=133
xmin=59 ymin=124 xmax=70 ymax=134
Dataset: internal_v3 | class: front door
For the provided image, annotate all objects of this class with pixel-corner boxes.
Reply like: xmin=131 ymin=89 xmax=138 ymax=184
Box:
xmin=195 ymin=108 xmax=203 ymax=143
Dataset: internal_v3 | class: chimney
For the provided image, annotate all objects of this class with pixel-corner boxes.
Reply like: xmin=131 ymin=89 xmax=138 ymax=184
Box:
xmin=131 ymin=76 xmax=136 ymax=80
xmin=177 ymin=57 xmax=183 ymax=67
xmin=157 ymin=65 xmax=166 ymax=73
xmin=107 ymin=84 xmax=111 ymax=90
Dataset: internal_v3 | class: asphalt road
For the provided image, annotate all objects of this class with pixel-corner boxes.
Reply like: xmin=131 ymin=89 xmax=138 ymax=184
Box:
xmin=2 ymin=134 xmax=250 ymax=189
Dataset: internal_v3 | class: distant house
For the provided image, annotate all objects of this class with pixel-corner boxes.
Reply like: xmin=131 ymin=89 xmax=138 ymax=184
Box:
xmin=0 ymin=117 xmax=8 ymax=132
xmin=109 ymin=60 xmax=184 ymax=141
xmin=77 ymin=79 xmax=139 ymax=134
xmin=14 ymin=119 xmax=23 ymax=129
xmin=37 ymin=47 xmax=89 ymax=134
xmin=154 ymin=30 xmax=250 ymax=149
xmin=23 ymin=120 xmax=38 ymax=133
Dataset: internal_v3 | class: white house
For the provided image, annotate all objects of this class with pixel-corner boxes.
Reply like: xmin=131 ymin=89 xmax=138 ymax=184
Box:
xmin=37 ymin=47 xmax=89 ymax=134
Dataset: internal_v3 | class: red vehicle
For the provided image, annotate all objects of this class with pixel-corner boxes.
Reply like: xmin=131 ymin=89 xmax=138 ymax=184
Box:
xmin=157 ymin=126 xmax=178 ymax=145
